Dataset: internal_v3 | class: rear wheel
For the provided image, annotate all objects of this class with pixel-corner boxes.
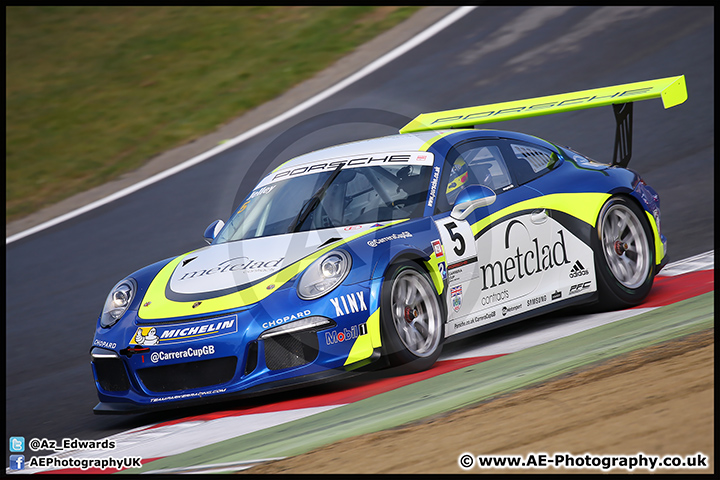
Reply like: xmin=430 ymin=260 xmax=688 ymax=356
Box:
xmin=380 ymin=262 xmax=444 ymax=371
xmin=594 ymin=196 xmax=655 ymax=309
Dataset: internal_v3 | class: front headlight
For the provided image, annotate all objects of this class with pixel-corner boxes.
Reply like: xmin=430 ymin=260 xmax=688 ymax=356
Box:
xmin=100 ymin=278 xmax=138 ymax=328
xmin=297 ymin=250 xmax=352 ymax=300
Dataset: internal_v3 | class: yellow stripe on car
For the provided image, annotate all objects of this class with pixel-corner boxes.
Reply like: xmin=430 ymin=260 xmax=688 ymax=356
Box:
xmin=470 ymin=192 xmax=664 ymax=267
xmin=419 ymin=130 xmax=463 ymax=151
xmin=645 ymin=210 xmax=665 ymax=265
xmin=344 ymin=307 xmax=382 ymax=366
xmin=138 ymin=220 xmax=408 ymax=320
xmin=471 ymin=192 xmax=612 ymax=238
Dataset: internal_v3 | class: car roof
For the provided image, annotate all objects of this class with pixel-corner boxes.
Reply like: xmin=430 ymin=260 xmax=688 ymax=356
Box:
xmin=263 ymin=128 xmax=559 ymax=185
xmin=273 ymin=130 xmax=452 ymax=172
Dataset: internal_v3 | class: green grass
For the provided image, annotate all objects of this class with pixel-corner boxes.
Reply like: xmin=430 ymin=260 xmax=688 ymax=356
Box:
xmin=6 ymin=6 xmax=419 ymax=222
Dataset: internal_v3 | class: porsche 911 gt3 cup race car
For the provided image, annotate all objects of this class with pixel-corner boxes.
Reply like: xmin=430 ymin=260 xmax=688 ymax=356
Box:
xmin=91 ymin=76 xmax=686 ymax=413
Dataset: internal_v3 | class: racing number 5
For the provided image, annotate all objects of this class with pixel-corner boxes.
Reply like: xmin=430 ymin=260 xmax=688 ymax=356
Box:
xmin=444 ymin=222 xmax=466 ymax=256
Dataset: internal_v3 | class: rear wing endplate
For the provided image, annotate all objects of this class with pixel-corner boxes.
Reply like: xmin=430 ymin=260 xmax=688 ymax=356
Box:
xmin=400 ymin=75 xmax=687 ymax=168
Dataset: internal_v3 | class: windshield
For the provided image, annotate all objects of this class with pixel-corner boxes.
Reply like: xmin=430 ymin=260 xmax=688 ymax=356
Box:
xmin=215 ymin=163 xmax=432 ymax=243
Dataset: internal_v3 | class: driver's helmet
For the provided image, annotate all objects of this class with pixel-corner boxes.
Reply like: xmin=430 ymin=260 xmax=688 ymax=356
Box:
xmin=446 ymin=157 xmax=470 ymax=204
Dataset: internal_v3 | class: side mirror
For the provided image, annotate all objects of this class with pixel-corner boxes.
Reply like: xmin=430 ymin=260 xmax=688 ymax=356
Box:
xmin=203 ymin=220 xmax=225 ymax=244
xmin=451 ymin=185 xmax=496 ymax=220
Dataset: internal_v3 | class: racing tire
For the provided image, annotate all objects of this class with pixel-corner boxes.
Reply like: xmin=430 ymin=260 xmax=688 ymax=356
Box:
xmin=593 ymin=195 xmax=655 ymax=310
xmin=380 ymin=262 xmax=444 ymax=372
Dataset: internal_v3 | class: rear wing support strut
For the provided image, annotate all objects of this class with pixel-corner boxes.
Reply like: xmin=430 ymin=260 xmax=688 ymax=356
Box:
xmin=612 ymin=102 xmax=633 ymax=168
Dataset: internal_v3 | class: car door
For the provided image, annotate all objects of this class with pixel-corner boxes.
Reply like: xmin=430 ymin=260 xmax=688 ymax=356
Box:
xmin=498 ymin=138 xmax=597 ymax=305
xmin=432 ymin=138 xmax=558 ymax=339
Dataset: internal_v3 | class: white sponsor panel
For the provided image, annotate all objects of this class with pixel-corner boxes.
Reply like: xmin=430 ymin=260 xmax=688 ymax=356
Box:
xmin=445 ymin=214 xmax=595 ymax=337
xmin=435 ymin=216 xmax=479 ymax=317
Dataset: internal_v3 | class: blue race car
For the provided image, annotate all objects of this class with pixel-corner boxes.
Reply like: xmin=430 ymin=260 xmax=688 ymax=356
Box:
xmin=90 ymin=76 xmax=686 ymax=413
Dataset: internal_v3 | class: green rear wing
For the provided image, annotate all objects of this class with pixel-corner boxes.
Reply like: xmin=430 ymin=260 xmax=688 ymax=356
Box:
xmin=400 ymin=75 xmax=687 ymax=168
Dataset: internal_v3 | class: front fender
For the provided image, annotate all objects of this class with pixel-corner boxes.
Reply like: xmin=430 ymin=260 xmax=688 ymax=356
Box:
xmin=359 ymin=217 xmax=447 ymax=295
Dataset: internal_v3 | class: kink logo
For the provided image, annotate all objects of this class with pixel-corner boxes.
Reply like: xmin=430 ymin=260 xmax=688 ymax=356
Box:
xmin=330 ymin=292 xmax=368 ymax=317
xmin=569 ymin=260 xmax=589 ymax=278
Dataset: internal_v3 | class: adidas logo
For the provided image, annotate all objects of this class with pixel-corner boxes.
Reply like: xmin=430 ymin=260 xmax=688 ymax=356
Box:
xmin=569 ymin=260 xmax=589 ymax=278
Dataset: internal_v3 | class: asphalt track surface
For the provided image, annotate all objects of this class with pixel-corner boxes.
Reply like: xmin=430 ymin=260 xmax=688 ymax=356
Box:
xmin=5 ymin=6 xmax=713 ymax=458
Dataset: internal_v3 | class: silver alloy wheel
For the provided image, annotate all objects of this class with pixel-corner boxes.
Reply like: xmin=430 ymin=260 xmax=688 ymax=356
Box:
xmin=600 ymin=203 xmax=651 ymax=289
xmin=390 ymin=269 xmax=442 ymax=357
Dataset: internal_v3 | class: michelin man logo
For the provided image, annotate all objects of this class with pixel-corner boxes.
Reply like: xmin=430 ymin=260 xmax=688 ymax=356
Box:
xmin=134 ymin=327 xmax=160 ymax=346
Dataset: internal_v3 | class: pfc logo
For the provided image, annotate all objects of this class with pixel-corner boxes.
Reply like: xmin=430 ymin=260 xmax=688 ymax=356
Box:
xmin=569 ymin=281 xmax=592 ymax=295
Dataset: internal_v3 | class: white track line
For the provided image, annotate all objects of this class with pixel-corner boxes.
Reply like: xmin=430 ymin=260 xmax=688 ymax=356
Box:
xmin=12 ymin=406 xmax=341 ymax=474
xmin=5 ymin=6 xmax=476 ymax=246
xmin=443 ymin=250 xmax=713 ymax=360
xmin=658 ymin=250 xmax=714 ymax=276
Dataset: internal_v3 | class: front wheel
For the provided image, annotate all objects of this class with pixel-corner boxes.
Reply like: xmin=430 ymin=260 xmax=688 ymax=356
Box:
xmin=380 ymin=262 xmax=444 ymax=372
xmin=594 ymin=196 xmax=655 ymax=309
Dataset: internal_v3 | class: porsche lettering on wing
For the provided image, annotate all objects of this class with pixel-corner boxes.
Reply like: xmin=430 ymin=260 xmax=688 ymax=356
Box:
xmin=428 ymin=87 xmax=655 ymax=126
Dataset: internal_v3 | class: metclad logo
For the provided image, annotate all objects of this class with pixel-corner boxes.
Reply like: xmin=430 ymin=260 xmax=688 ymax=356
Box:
xmin=179 ymin=256 xmax=284 ymax=281
xmin=478 ymin=220 xmax=571 ymax=291
xmin=330 ymin=291 xmax=368 ymax=317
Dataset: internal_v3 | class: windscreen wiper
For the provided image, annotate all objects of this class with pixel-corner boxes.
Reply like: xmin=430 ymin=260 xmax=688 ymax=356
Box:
xmin=287 ymin=165 xmax=344 ymax=233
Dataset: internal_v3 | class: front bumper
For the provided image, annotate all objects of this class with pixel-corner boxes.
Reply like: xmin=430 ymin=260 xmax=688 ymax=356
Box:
xmin=90 ymin=282 xmax=381 ymax=413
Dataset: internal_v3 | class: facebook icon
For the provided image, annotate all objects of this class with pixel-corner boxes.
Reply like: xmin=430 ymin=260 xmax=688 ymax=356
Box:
xmin=10 ymin=455 xmax=25 ymax=470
